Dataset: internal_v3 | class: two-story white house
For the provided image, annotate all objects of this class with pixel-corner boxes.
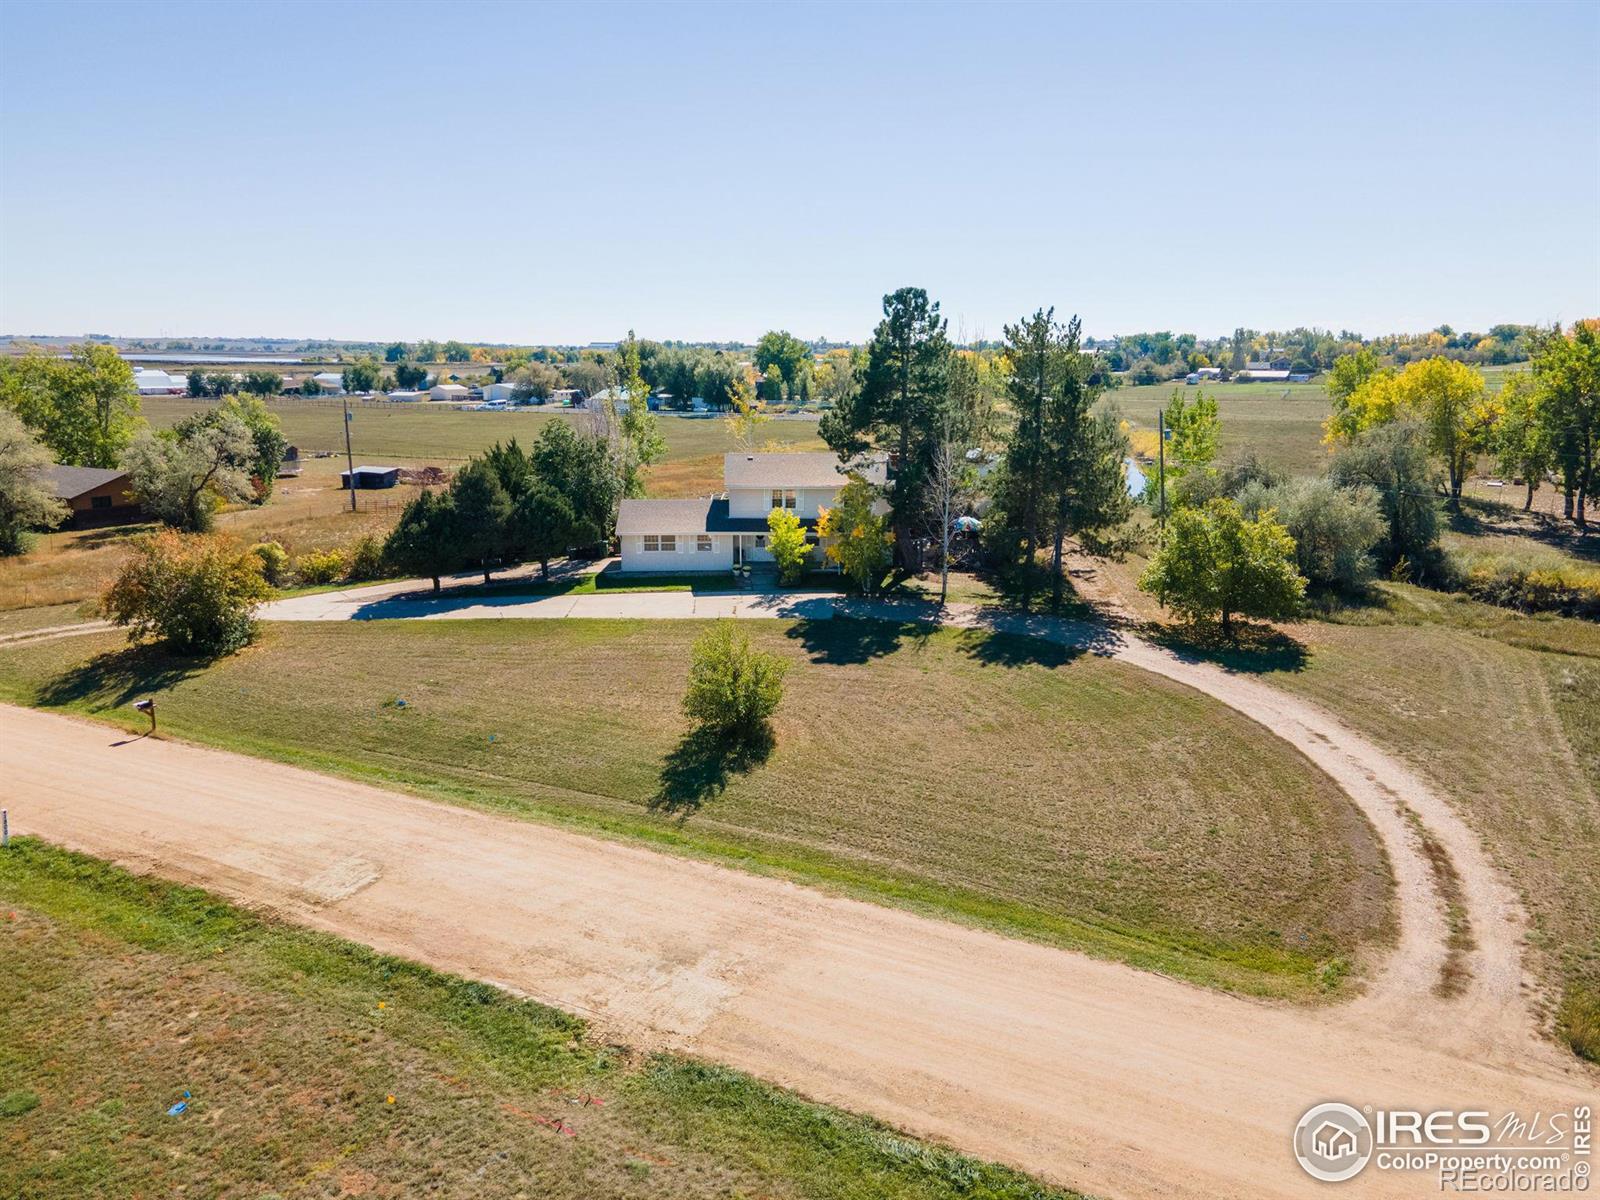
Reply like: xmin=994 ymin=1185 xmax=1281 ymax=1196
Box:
xmin=615 ymin=451 xmax=886 ymax=573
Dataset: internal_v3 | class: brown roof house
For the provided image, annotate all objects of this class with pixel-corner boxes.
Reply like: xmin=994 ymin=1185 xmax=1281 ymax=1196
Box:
xmin=39 ymin=464 xmax=142 ymax=529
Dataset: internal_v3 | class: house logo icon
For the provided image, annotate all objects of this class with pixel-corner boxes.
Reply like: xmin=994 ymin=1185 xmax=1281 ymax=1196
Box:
xmin=1293 ymin=1102 xmax=1374 ymax=1182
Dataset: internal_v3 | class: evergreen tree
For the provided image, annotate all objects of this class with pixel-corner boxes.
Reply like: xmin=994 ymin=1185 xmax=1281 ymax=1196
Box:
xmin=383 ymin=489 xmax=459 ymax=592
xmin=819 ymin=287 xmax=951 ymax=566
xmin=448 ymin=460 xmax=513 ymax=583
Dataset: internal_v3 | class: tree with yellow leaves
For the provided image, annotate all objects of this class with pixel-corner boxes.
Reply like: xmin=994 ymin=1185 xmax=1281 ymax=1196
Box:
xmin=1324 ymin=356 xmax=1493 ymax=508
xmin=816 ymin=475 xmax=891 ymax=594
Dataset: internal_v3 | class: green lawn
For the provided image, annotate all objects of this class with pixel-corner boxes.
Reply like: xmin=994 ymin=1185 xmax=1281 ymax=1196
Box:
xmin=0 ymin=840 xmax=1076 ymax=1200
xmin=0 ymin=618 xmax=1392 ymax=999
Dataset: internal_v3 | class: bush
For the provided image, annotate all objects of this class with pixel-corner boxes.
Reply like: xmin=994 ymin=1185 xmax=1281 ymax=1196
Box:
xmin=1329 ymin=421 xmax=1445 ymax=582
xmin=250 ymin=541 xmax=290 ymax=586
xmin=1235 ymin=477 xmax=1385 ymax=592
xmin=1448 ymin=548 xmax=1600 ymax=618
xmin=294 ymin=548 xmax=348 ymax=586
xmin=101 ymin=530 xmax=270 ymax=656
xmin=682 ymin=622 xmax=788 ymax=741
xmin=344 ymin=534 xmax=386 ymax=582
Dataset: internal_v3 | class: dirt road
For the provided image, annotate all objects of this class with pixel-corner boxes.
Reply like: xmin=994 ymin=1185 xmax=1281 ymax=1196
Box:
xmin=4 ymin=704 xmax=1591 ymax=1198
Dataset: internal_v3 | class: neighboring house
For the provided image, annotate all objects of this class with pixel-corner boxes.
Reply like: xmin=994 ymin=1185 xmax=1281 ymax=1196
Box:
xmin=550 ymin=388 xmax=582 ymax=407
xmin=339 ymin=464 xmax=400 ymax=489
xmin=616 ymin=450 xmax=886 ymax=573
xmin=132 ymin=368 xmax=185 ymax=395
xmin=430 ymin=383 xmax=470 ymax=402
xmin=38 ymin=464 xmax=142 ymax=528
xmin=313 ymin=371 xmax=346 ymax=394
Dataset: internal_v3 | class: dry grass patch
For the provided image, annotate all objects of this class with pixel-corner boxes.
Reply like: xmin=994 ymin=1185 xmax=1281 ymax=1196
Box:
xmin=0 ymin=617 xmax=1393 ymax=998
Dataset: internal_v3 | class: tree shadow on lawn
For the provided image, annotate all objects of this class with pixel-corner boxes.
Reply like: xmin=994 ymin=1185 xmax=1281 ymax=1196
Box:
xmin=1145 ymin=621 xmax=1310 ymax=675
xmin=954 ymin=628 xmax=1086 ymax=669
xmin=783 ymin=617 xmax=931 ymax=665
xmin=34 ymin=643 xmax=211 ymax=712
xmin=650 ymin=726 xmax=775 ymax=817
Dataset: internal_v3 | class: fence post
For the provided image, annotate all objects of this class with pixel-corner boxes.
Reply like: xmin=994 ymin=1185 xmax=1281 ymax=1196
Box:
xmin=2 ymin=809 xmax=9 ymax=848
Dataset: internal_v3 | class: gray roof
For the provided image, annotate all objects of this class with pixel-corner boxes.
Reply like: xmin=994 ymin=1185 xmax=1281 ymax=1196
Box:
xmin=617 ymin=497 xmax=719 ymax=537
xmin=37 ymin=464 xmax=128 ymax=500
xmin=723 ymin=451 xmax=884 ymax=490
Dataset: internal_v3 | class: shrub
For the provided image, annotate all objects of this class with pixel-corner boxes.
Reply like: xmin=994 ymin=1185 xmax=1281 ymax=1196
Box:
xmin=682 ymin=622 xmax=788 ymax=741
xmin=294 ymin=548 xmax=348 ymax=586
xmin=249 ymin=541 xmax=290 ymax=586
xmin=1448 ymin=548 xmax=1600 ymax=618
xmin=344 ymin=534 xmax=386 ymax=582
xmin=101 ymin=530 xmax=269 ymax=656
xmin=1235 ymin=477 xmax=1385 ymax=592
xmin=1561 ymin=987 xmax=1600 ymax=1064
xmin=1329 ymin=421 xmax=1445 ymax=582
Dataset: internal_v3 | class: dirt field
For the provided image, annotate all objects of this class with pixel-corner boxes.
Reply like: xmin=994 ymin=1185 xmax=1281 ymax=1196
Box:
xmin=2 ymin=703 xmax=1590 ymax=1200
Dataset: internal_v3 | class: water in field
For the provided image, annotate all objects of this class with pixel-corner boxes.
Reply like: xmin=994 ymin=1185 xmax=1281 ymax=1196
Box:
xmin=1124 ymin=457 xmax=1146 ymax=499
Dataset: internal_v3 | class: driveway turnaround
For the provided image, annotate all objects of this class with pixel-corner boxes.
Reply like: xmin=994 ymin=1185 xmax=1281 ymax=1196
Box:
xmin=3 ymin=705 xmax=1590 ymax=1200
xmin=264 ymin=579 xmax=1534 ymax=1051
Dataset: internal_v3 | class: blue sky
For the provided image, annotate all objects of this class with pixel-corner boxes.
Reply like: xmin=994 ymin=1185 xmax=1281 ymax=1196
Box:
xmin=2 ymin=0 xmax=1596 ymax=345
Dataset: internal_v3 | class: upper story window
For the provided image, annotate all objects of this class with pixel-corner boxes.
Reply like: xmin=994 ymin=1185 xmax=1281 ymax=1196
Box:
xmin=771 ymin=488 xmax=797 ymax=510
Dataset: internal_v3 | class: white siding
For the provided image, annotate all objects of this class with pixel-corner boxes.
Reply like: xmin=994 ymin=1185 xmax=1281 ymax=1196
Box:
xmin=618 ymin=533 xmax=734 ymax=572
xmin=728 ymin=484 xmax=842 ymax=520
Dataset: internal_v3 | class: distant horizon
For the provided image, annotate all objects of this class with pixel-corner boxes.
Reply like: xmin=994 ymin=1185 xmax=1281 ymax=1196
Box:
xmin=0 ymin=308 xmax=1580 ymax=353
xmin=2 ymin=0 xmax=1596 ymax=341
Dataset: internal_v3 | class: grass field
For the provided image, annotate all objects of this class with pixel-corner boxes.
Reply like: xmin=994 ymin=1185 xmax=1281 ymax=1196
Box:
xmin=1107 ymin=576 xmax=1598 ymax=1060
xmin=141 ymin=398 xmax=827 ymax=498
xmin=1104 ymin=364 xmax=1527 ymax=477
xmin=0 ymin=840 xmax=1074 ymax=1200
xmin=0 ymin=408 xmax=827 ymax=613
xmin=0 ymin=618 xmax=1392 ymax=999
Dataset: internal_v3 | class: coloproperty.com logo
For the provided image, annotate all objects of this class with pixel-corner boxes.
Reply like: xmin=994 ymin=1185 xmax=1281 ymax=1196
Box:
xmin=1293 ymin=1101 xmax=1592 ymax=1190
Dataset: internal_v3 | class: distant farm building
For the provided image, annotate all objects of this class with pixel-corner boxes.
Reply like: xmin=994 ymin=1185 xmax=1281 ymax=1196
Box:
xmin=339 ymin=464 xmax=400 ymax=489
xmin=384 ymin=390 xmax=425 ymax=402
xmin=278 ymin=446 xmax=302 ymax=478
xmin=481 ymin=382 xmax=517 ymax=402
xmin=430 ymin=383 xmax=470 ymax=402
xmin=38 ymin=464 xmax=142 ymax=528
xmin=132 ymin=368 xmax=185 ymax=395
xmin=313 ymin=371 xmax=346 ymax=394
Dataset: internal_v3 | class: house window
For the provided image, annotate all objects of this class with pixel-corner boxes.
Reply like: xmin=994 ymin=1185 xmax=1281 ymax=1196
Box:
xmin=770 ymin=488 xmax=796 ymax=510
xmin=91 ymin=495 xmax=113 ymax=510
xmin=643 ymin=534 xmax=676 ymax=552
xmin=697 ymin=535 xmax=713 ymax=552
xmin=659 ymin=535 xmax=676 ymax=552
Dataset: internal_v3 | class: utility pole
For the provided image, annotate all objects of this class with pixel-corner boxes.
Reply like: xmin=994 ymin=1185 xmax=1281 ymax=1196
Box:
xmin=1157 ymin=409 xmax=1167 ymax=536
xmin=343 ymin=393 xmax=357 ymax=513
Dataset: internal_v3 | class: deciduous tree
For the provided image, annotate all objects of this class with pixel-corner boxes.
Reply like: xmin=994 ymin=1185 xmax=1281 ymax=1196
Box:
xmin=0 ymin=409 xmax=67 ymax=554
xmin=102 ymin=529 xmax=270 ymax=656
xmin=124 ymin=415 xmax=256 ymax=532
xmin=1138 ymin=498 xmax=1305 ymax=637
xmin=765 ymin=506 xmax=810 ymax=585
xmin=817 ymin=475 xmax=891 ymax=593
